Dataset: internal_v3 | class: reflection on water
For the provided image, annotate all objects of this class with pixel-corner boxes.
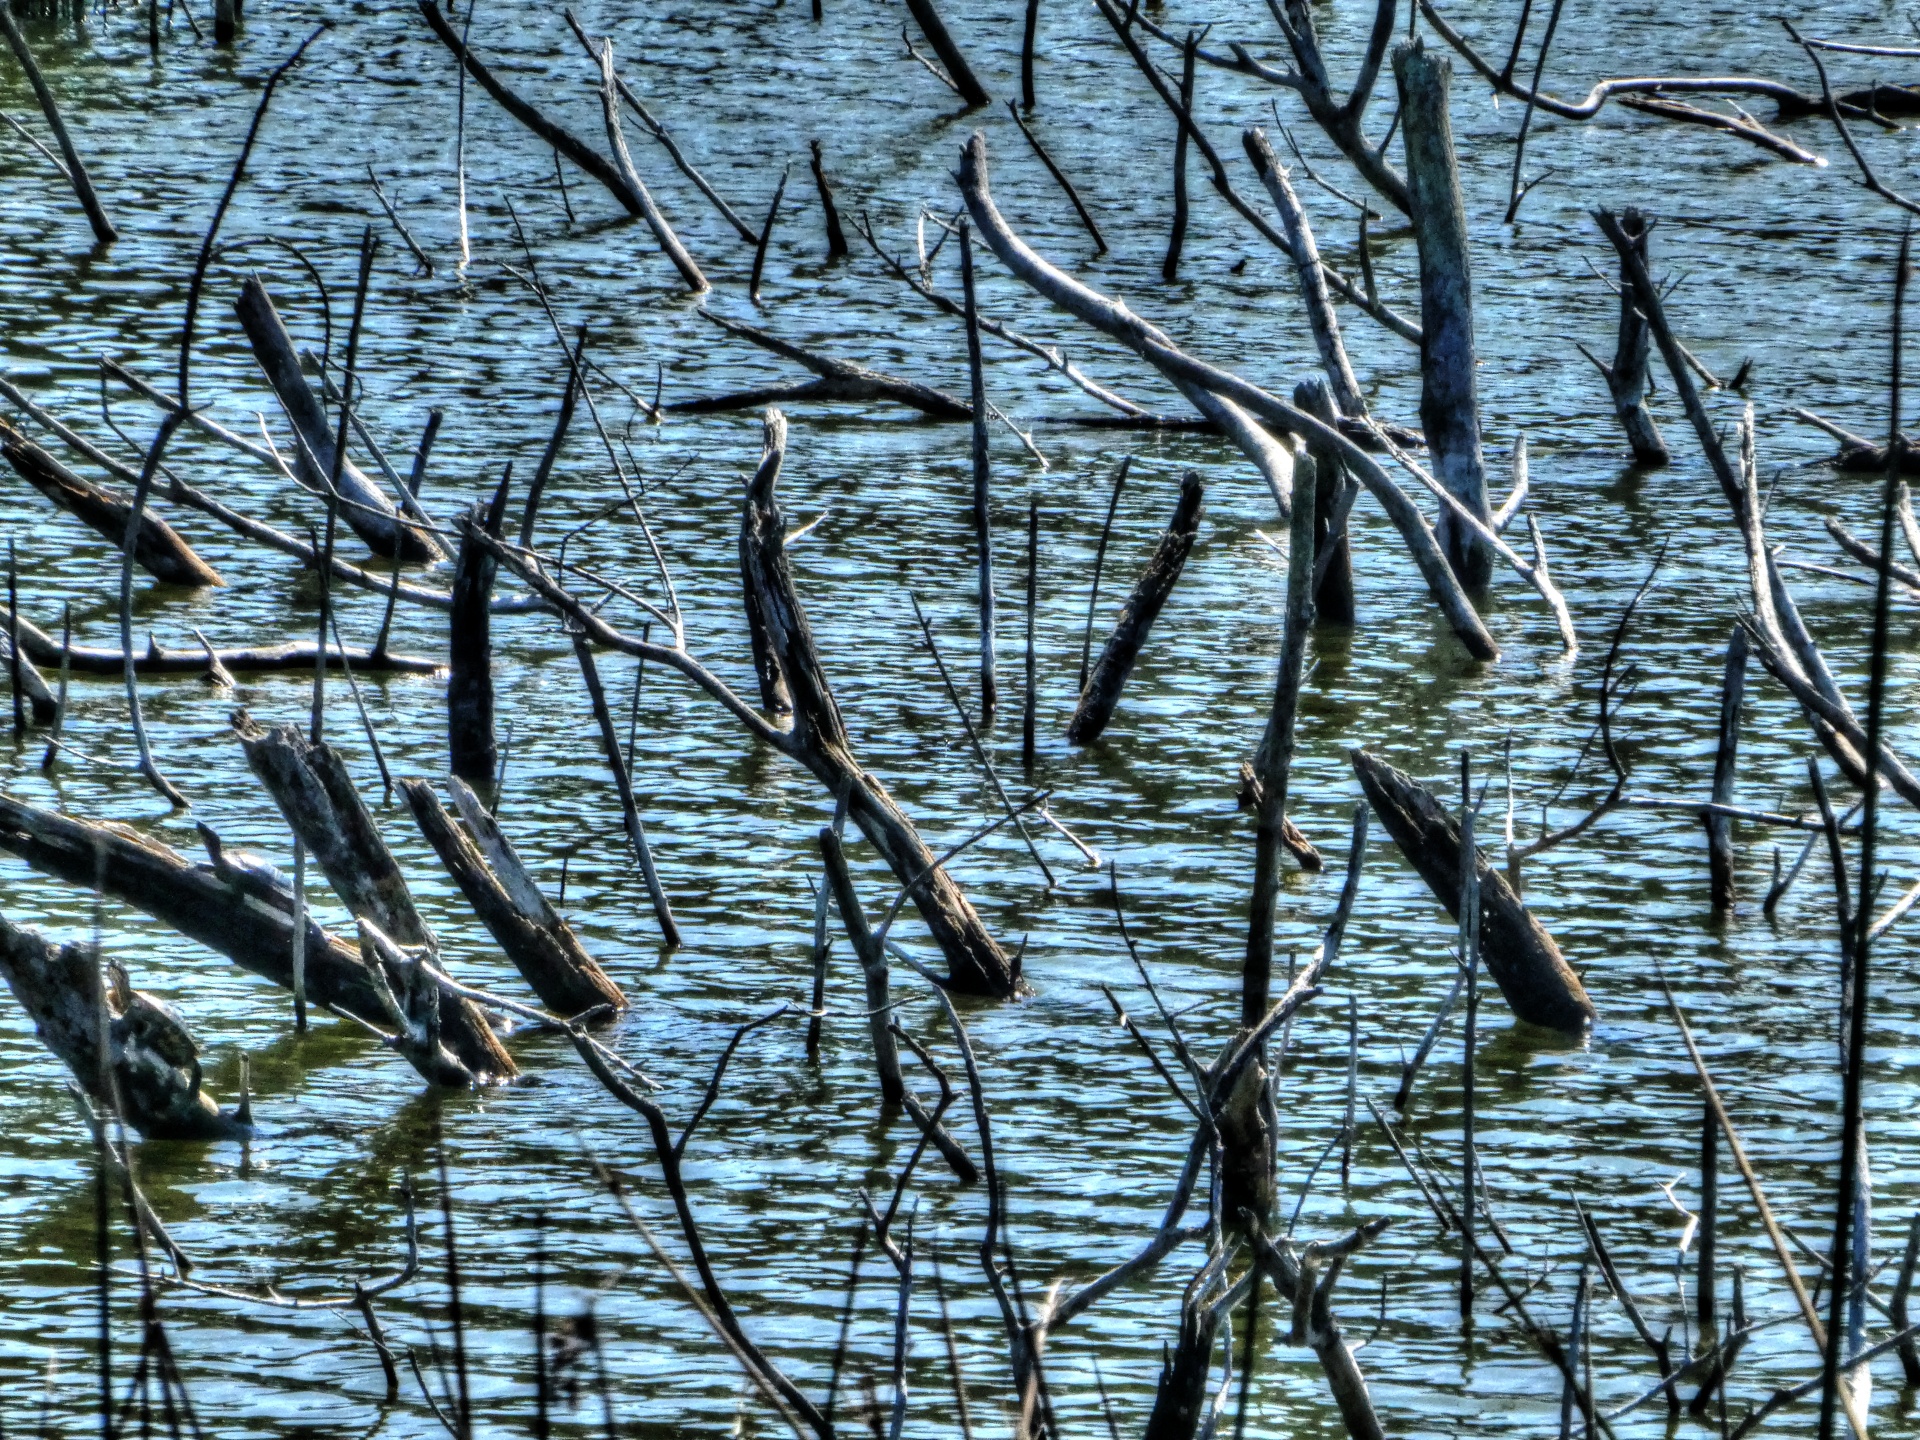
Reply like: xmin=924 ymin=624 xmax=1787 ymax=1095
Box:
xmin=3 ymin=0 xmax=1920 ymax=1434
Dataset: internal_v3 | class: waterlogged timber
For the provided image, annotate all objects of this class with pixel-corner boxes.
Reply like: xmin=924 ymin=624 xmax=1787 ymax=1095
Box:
xmin=6 ymin=0 xmax=1920 ymax=1437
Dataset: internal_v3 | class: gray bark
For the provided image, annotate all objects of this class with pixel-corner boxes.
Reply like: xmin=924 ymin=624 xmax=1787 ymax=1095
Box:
xmin=1599 ymin=207 xmax=1670 ymax=466
xmin=1394 ymin=40 xmax=1494 ymax=587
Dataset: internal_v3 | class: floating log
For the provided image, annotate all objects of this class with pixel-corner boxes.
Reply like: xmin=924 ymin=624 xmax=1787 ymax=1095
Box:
xmin=0 ymin=917 xmax=244 ymax=1139
xmin=8 ymin=610 xmax=437 ymax=676
xmin=404 ymin=776 xmax=624 ymax=1019
xmin=234 ymin=713 xmax=432 ymax=948
xmin=0 ymin=794 xmax=511 ymax=1083
xmin=1 ymin=419 xmax=223 ymax=586
xmin=1067 ymin=473 xmax=1204 ymax=745
xmin=234 ymin=275 xmax=442 ymax=564
xmin=1352 ymin=748 xmax=1594 ymax=1034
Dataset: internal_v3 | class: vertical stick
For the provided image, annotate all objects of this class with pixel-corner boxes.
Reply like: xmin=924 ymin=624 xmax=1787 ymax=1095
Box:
xmin=454 ymin=2 xmax=474 ymax=275
xmin=1891 ymin=1213 xmax=1920 ymax=1384
xmin=1022 ymin=498 xmax=1038 ymax=775
xmin=8 ymin=539 xmax=21 ymax=740
xmin=290 ymin=839 xmax=308 ymax=1032
xmin=749 ymin=164 xmax=790 ymax=304
xmin=1502 ymin=0 xmax=1566 ymax=223
xmin=1706 ymin=625 xmax=1748 ymax=911
xmin=1078 ymin=457 xmax=1130 ymax=693
xmin=41 ymin=600 xmax=69 ymax=771
xmin=1340 ymin=992 xmax=1358 ymax=1188
xmin=1161 ymin=32 xmax=1195 ymax=283
xmin=213 ymin=0 xmax=234 ymax=43
xmin=571 ymin=632 xmax=681 ymax=947
xmin=810 ymin=140 xmax=848 ymax=261
xmin=806 ymin=873 xmax=831 ymax=1060
xmin=1021 ymin=0 xmax=1040 ymax=109
xmin=1459 ymin=748 xmax=1480 ymax=1322
xmin=1699 ymin=1099 xmax=1718 ymax=1345
xmin=1557 ymin=1264 xmax=1587 ymax=1439
xmin=310 ymin=520 xmax=333 ymax=743
xmin=1819 ymin=230 xmax=1907 ymax=1440
xmin=960 ymin=220 xmax=996 ymax=722
xmin=520 ymin=328 xmax=585 ymax=548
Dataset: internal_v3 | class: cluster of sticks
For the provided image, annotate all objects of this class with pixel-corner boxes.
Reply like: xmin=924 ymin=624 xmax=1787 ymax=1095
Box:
xmin=8 ymin=0 xmax=1920 ymax=1436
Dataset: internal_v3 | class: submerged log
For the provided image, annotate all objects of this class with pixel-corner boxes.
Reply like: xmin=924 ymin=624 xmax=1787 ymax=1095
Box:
xmin=1352 ymin=748 xmax=1594 ymax=1034
xmin=9 ymin=611 xmax=436 ymax=676
xmin=1067 ymin=472 xmax=1204 ymax=745
xmin=234 ymin=714 xmax=431 ymax=948
xmin=0 ymin=795 xmax=511 ymax=1082
xmin=404 ymin=776 xmax=624 ymax=1019
xmin=233 ymin=276 xmax=442 ymax=564
xmin=2 ymin=420 xmax=223 ymax=586
xmin=0 ymin=918 xmax=244 ymax=1139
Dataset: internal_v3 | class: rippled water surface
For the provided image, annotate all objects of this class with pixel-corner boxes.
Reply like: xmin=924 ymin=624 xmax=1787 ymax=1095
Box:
xmin=6 ymin=0 xmax=1920 ymax=1434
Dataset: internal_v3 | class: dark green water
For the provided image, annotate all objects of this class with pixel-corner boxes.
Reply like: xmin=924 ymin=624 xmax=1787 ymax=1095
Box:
xmin=4 ymin=0 xmax=1920 ymax=1434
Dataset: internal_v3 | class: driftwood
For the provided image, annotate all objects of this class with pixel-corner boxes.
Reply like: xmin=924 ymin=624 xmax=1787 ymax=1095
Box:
xmin=1584 ymin=207 xmax=1669 ymax=466
xmin=2 ymin=419 xmax=222 ymax=586
xmin=1353 ymin=748 xmax=1594 ymax=1034
xmin=7 ymin=610 xmax=437 ymax=677
xmin=404 ymin=777 xmax=624 ymax=1019
xmin=1395 ymin=40 xmax=1493 ymax=587
xmin=672 ymin=310 xmax=971 ymax=420
xmin=448 ymin=490 xmax=506 ymax=784
xmin=0 ymin=917 xmax=243 ymax=1139
xmin=233 ymin=713 xmax=431 ymax=948
xmin=0 ymin=794 xmax=513 ymax=1083
xmin=1067 ymin=473 xmax=1205 ymax=745
xmin=233 ymin=276 xmax=441 ymax=563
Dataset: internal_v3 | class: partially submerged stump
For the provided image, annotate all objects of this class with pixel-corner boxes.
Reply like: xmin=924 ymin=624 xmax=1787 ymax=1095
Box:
xmin=1353 ymin=748 xmax=1593 ymax=1035
xmin=234 ymin=275 xmax=442 ymax=564
xmin=2 ymin=420 xmax=223 ymax=586
xmin=404 ymin=776 xmax=624 ymax=1019
xmin=0 ymin=795 xmax=512 ymax=1083
xmin=0 ymin=917 xmax=245 ymax=1139
xmin=1067 ymin=472 xmax=1205 ymax=745
xmin=448 ymin=487 xmax=507 ymax=784
xmin=233 ymin=713 xmax=431 ymax=947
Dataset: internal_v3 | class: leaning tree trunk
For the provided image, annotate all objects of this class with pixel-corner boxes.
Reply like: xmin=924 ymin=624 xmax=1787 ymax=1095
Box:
xmin=0 ymin=793 xmax=513 ymax=1082
xmin=1067 ymin=472 xmax=1205 ymax=745
xmin=741 ymin=409 xmax=1018 ymax=997
xmin=2 ymin=420 xmax=223 ymax=586
xmin=1353 ymin=748 xmax=1594 ymax=1034
xmin=233 ymin=275 xmax=442 ymax=563
xmin=1394 ymin=40 xmax=1493 ymax=588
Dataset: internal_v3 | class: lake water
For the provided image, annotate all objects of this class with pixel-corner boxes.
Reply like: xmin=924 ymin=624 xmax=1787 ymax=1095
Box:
xmin=4 ymin=0 xmax=1920 ymax=1435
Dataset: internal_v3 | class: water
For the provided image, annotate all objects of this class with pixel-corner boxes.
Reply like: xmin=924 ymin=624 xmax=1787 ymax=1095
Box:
xmin=3 ymin=0 xmax=1920 ymax=1433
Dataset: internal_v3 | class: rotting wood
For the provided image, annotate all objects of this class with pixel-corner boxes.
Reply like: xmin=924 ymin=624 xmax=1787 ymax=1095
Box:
xmin=1395 ymin=39 xmax=1494 ymax=588
xmin=1068 ymin=472 xmax=1205 ymax=745
xmin=404 ymin=777 xmax=624 ymax=1019
xmin=0 ymin=794 xmax=512 ymax=1083
xmin=1354 ymin=747 xmax=1594 ymax=1034
xmin=234 ymin=275 xmax=441 ymax=563
xmin=1 ymin=419 xmax=222 ymax=586
xmin=0 ymin=917 xmax=243 ymax=1139
xmin=233 ymin=712 xmax=431 ymax=948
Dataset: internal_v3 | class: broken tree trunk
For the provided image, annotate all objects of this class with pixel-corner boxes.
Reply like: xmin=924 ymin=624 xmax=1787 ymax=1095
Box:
xmin=0 ymin=794 xmax=513 ymax=1082
xmin=234 ymin=275 xmax=442 ymax=563
xmin=0 ymin=917 xmax=242 ymax=1139
xmin=1067 ymin=472 xmax=1205 ymax=745
xmin=741 ymin=410 xmax=1018 ymax=997
xmin=1394 ymin=40 xmax=1494 ymax=588
xmin=404 ymin=776 xmax=624 ymax=1019
xmin=2 ymin=420 xmax=222 ymax=586
xmin=1354 ymin=748 xmax=1593 ymax=1034
xmin=234 ymin=713 xmax=432 ymax=948
xmin=902 ymin=0 xmax=990 ymax=107
xmin=448 ymin=488 xmax=507 ymax=785
xmin=1595 ymin=207 xmax=1669 ymax=466
xmin=1296 ymin=378 xmax=1358 ymax=625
